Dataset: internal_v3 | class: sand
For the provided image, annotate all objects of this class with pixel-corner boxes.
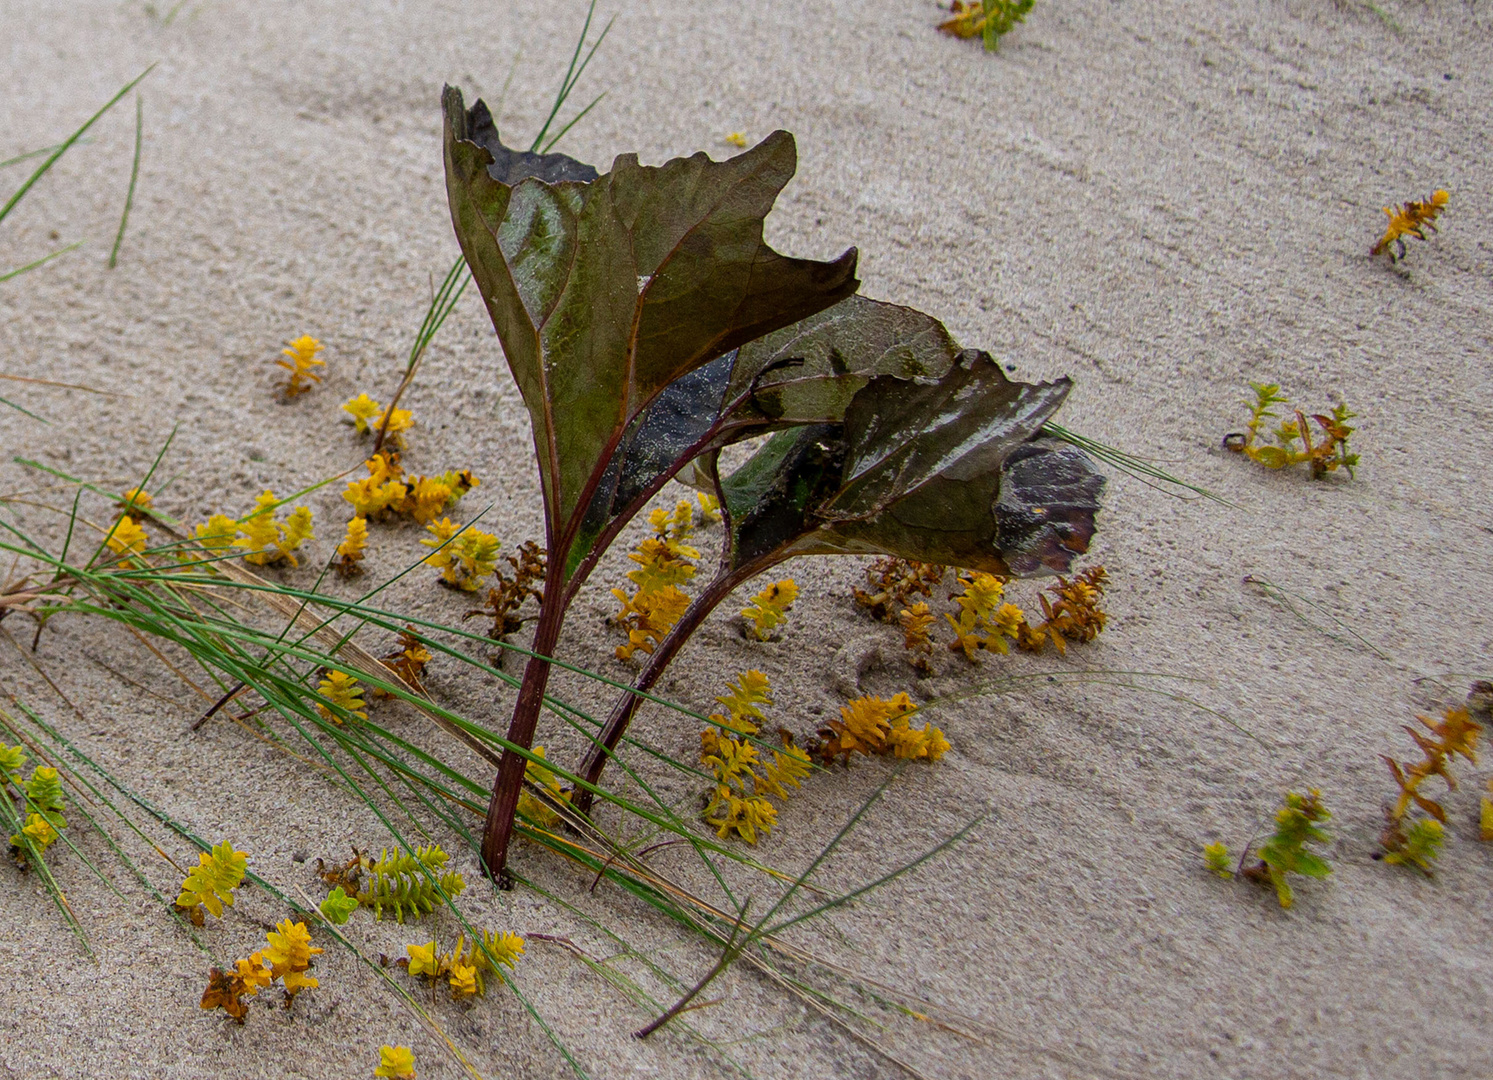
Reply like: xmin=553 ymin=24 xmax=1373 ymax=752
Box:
xmin=2 ymin=0 xmax=1491 ymax=1077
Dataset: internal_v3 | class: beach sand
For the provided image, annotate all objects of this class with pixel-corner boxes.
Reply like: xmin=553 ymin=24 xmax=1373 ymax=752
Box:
xmin=2 ymin=1 xmax=1491 ymax=1077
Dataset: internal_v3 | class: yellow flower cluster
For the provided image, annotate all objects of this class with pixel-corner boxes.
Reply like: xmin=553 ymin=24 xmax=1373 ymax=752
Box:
xmin=944 ymin=572 xmax=1024 ymax=660
xmin=401 ymin=929 xmax=524 ymax=999
xmin=613 ymin=500 xmax=700 ymax=660
xmin=233 ymin=490 xmax=315 ymax=567
xmin=278 ymin=335 xmax=325 ymax=397
xmin=699 ymin=672 xmax=813 ymax=844
xmin=420 ymin=518 xmax=501 ymax=591
xmin=816 ymin=693 xmax=950 ymax=763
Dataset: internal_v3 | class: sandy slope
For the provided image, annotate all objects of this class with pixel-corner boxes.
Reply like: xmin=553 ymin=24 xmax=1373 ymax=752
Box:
xmin=2 ymin=1 xmax=1491 ymax=1077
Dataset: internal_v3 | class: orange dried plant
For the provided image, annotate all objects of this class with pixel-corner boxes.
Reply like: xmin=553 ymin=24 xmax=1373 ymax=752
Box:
xmin=853 ymin=557 xmax=946 ymax=623
xmin=1372 ymin=189 xmax=1449 ymax=262
xmin=1015 ymin=565 xmax=1109 ymax=655
xmin=464 ymin=541 xmax=546 ymax=641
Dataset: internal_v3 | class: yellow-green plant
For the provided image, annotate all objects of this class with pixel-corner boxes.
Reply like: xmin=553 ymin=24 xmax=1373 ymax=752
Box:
xmin=1241 ymin=790 xmax=1333 ymax=910
xmin=233 ymin=491 xmax=315 ymax=567
xmin=316 ymin=670 xmax=368 ymax=725
xmin=399 ymin=929 xmax=525 ymax=998
xmin=1379 ymin=705 xmax=1479 ymax=872
xmin=342 ymin=392 xmax=415 ymax=448
xmin=1225 ymin=384 xmax=1358 ymax=480
xmin=201 ymin=918 xmax=323 ymax=1022
xmin=813 ymin=693 xmax=950 ymax=764
xmin=899 ymin=602 xmax=936 ymax=674
xmin=740 ymin=578 xmax=797 ymax=640
xmin=710 ymin=670 xmax=773 ymax=734
xmin=343 ymin=453 xmax=479 ymax=523
xmin=695 ymin=491 xmax=722 ymax=524
xmin=422 ymin=518 xmax=501 ymax=591
xmin=104 ymin=515 xmax=149 ymax=565
xmin=854 ymin=557 xmax=946 ymax=623
xmin=1381 ymin=818 xmax=1444 ymax=876
xmin=938 ymin=0 xmax=1036 ymax=50
xmin=7 ymin=758 xmax=68 ymax=862
xmin=175 ymin=839 xmax=248 ymax=925
xmin=319 ymin=886 xmax=359 ymax=924
xmin=375 ymin=1046 xmax=416 ymax=1079
xmin=277 ymin=335 xmax=325 ymax=396
xmin=1203 ymin=842 xmax=1233 ymax=879
xmin=515 ymin=746 xmax=571 ymax=828
xmin=354 ymin=845 xmax=466 ymax=922
xmin=698 ymin=671 xmax=812 ymax=843
xmin=336 ymin=517 xmax=368 ymax=576
xmin=945 ymin=572 xmax=1024 ymax=659
xmin=611 ymin=499 xmax=701 ymax=659
xmin=115 ymin=486 xmax=153 ymax=520
xmin=1383 ymin=706 xmax=1481 ymax=824
xmin=619 ymin=502 xmax=700 ymax=596
xmin=1013 ymin=565 xmax=1109 ymax=655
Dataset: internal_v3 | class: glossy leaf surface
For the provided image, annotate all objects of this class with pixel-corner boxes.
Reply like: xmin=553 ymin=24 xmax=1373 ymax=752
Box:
xmin=443 ymin=87 xmax=858 ymax=572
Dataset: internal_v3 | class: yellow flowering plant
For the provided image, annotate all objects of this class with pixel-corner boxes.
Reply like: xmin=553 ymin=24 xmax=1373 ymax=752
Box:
xmin=375 ymin=1046 xmax=416 ymax=1079
xmin=697 ymin=672 xmax=814 ymax=843
xmin=740 ymin=578 xmax=797 ymax=640
xmin=1372 ymin=189 xmax=1449 ymax=262
xmin=277 ymin=335 xmax=325 ymax=396
xmin=232 ymin=491 xmax=314 ymax=567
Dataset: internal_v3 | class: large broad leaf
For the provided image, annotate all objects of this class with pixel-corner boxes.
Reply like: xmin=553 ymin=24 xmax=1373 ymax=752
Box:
xmin=442 ymin=87 xmax=858 ymax=575
xmin=723 ymin=294 xmax=964 ymax=430
xmin=573 ymin=295 xmax=966 ymax=565
xmin=717 ymin=351 xmax=1104 ymax=577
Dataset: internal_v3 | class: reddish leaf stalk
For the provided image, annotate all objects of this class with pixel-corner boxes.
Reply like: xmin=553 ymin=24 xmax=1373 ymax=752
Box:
xmin=573 ymin=553 xmax=785 ymax=814
xmin=480 ymin=586 xmax=569 ymax=875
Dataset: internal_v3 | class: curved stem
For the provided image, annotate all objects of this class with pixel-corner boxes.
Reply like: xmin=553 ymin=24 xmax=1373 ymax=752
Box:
xmin=573 ymin=554 xmax=783 ymax=813
xmin=479 ymin=585 xmax=568 ymax=876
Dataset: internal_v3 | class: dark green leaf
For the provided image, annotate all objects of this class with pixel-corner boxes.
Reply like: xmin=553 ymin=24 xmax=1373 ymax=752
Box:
xmin=718 ymin=352 xmax=1103 ymax=577
xmin=724 ymin=295 xmax=964 ymax=429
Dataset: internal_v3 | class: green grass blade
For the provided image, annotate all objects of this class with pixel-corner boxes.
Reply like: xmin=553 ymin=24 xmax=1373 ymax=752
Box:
xmin=0 ymin=139 xmax=93 ymax=170
xmin=0 ymin=393 xmax=48 ymax=422
xmin=1043 ymin=421 xmax=1235 ymax=507
xmin=0 ymin=240 xmax=84 ymax=283
xmin=0 ymin=65 xmax=155 ymax=226
xmin=108 ymin=94 xmax=145 ymax=269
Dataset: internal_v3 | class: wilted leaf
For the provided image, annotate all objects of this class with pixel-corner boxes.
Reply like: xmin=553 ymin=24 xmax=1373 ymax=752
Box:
xmin=715 ymin=350 xmax=1102 ymax=577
